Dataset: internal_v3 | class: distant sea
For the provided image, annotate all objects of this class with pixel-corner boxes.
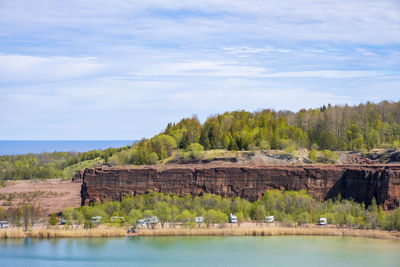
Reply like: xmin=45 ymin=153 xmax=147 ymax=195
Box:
xmin=0 ymin=140 xmax=136 ymax=156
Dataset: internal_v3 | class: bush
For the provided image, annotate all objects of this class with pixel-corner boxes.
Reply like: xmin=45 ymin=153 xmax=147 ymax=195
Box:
xmin=49 ymin=213 xmax=59 ymax=226
xmin=186 ymin=143 xmax=204 ymax=160
xmin=318 ymin=150 xmax=338 ymax=163
xmin=84 ymin=220 xmax=95 ymax=229
xmin=308 ymin=149 xmax=317 ymax=163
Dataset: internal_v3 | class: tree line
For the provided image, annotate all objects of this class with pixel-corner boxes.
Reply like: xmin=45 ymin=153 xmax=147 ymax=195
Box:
xmin=62 ymin=191 xmax=400 ymax=231
xmin=164 ymin=101 xmax=400 ymax=151
xmin=110 ymin=101 xmax=400 ymax=166
xmin=0 ymin=147 xmax=129 ymax=180
xmin=2 ymin=101 xmax=400 ymax=178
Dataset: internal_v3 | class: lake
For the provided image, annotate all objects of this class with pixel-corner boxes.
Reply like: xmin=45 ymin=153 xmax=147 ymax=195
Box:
xmin=0 ymin=140 xmax=136 ymax=155
xmin=0 ymin=236 xmax=399 ymax=267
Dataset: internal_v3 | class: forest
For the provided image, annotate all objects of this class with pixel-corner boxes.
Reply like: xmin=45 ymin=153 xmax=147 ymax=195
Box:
xmin=165 ymin=101 xmax=400 ymax=151
xmin=113 ymin=101 xmax=400 ymax=165
xmin=1 ymin=101 xmax=399 ymax=180
xmin=0 ymin=146 xmax=129 ymax=180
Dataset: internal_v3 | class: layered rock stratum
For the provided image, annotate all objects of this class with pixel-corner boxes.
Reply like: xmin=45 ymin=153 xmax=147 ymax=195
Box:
xmin=74 ymin=163 xmax=400 ymax=209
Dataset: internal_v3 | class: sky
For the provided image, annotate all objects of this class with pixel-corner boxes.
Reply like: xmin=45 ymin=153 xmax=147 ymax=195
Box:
xmin=0 ymin=0 xmax=399 ymax=140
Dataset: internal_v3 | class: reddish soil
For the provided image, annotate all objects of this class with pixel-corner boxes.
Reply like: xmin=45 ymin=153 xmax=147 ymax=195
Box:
xmin=0 ymin=179 xmax=81 ymax=214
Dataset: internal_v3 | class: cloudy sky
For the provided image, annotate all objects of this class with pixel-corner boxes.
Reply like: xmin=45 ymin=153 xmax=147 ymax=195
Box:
xmin=0 ymin=0 xmax=399 ymax=140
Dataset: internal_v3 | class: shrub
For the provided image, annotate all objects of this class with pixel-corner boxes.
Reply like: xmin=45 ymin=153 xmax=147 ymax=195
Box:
xmin=84 ymin=220 xmax=95 ymax=229
xmin=318 ymin=150 xmax=338 ymax=163
xmin=308 ymin=149 xmax=317 ymax=163
xmin=49 ymin=213 xmax=59 ymax=226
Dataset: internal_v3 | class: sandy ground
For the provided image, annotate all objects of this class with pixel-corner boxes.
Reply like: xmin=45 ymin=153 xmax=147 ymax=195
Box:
xmin=0 ymin=179 xmax=81 ymax=214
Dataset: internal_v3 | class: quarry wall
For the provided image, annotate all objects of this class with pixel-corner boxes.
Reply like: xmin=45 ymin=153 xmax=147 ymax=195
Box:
xmin=74 ymin=164 xmax=400 ymax=209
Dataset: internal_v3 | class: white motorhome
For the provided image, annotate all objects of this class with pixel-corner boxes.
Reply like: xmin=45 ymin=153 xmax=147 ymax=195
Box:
xmin=144 ymin=216 xmax=159 ymax=225
xmin=0 ymin=221 xmax=9 ymax=228
xmin=195 ymin=216 xmax=204 ymax=223
xmin=265 ymin=216 xmax=274 ymax=223
xmin=92 ymin=216 xmax=102 ymax=224
xmin=229 ymin=213 xmax=237 ymax=223
xmin=319 ymin=217 xmax=327 ymax=225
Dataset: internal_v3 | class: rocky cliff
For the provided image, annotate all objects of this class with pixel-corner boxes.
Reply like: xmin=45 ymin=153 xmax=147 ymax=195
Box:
xmin=76 ymin=164 xmax=400 ymax=209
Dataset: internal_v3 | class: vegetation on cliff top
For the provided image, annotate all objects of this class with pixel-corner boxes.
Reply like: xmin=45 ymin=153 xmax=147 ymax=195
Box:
xmin=110 ymin=101 xmax=400 ymax=165
xmin=0 ymin=147 xmax=128 ymax=180
xmin=1 ymin=101 xmax=400 ymax=179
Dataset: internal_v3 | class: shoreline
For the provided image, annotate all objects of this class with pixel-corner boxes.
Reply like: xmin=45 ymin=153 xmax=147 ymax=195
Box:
xmin=136 ymin=227 xmax=400 ymax=240
xmin=1 ymin=226 xmax=399 ymax=240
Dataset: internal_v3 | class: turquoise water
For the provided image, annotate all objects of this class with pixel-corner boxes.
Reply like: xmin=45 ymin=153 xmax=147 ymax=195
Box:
xmin=0 ymin=140 xmax=136 ymax=155
xmin=0 ymin=236 xmax=399 ymax=267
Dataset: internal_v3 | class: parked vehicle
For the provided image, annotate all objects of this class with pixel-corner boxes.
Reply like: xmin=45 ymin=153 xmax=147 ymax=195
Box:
xmin=0 ymin=221 xmax=9 ymax=228
xmin=137 ymin=219 xmax=147 ymax=226
xmin=145 ymin=216 xmax=158 ymax=225
xmin=265 ymin=216 xmax=274 ymax=223
xmin=127 ymin=226 xmax=136 ymax=234
xmin=92 ymin=216 xmax=102 ymax=224
xmin=138 ymin=216 xmax=159 ymax=227
xmin=60 ymin=219 xmax=66 ymax=225
xmin=319 ymin=217 xmax=327 ymax=225
xmin=195 ymin=216 xmax=204 ymax=224
xmin=229 ymin=213 xmax=237 ymax=223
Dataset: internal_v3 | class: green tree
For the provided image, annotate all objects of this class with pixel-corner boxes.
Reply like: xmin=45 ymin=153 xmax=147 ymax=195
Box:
xmin=170 ymin=205 xmax=179 ymax=228
xmin=297 ymin=211 xmax=311 ymax=226
xmin=128 ymin=209 xmax=142 ymax=227
xmin=253 ymin=205 xmax=266 ymax=224
xmin=216 ymin=210 xmax=228 ymax=228
xmin=176 ymin=209 xmax=195 ymax=227
xmin=20 ymin=204 xmax=34 ymax=231
xmin=154 ymin=202 xmax=171 ymax=228
xmin=204 ymin=209 xmax=218 ymax=228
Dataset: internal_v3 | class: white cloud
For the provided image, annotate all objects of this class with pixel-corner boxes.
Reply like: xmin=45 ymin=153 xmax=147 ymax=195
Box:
xmin=264 ymin=70 xmax=381 ymax=79
xmin=0 ymin=0 xmax=399 ymax=139
xmin=0 ymin=54 xmax=104 ymax=84
xmin=134 ymin=60 xmax=381 ymax=79
xmin=0 ymin=0 xmax=399 ymax=44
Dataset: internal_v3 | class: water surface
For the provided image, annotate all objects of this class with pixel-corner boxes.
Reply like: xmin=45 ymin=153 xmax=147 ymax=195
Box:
xmin=0 ymin=140 xmax=135 ymax=155
xmin=0 ymin=236 xmax=399 ymax=267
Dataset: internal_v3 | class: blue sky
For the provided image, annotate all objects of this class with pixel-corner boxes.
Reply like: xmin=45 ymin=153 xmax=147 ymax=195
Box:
xmin=0 ymin=0 xmax=399 ymax=140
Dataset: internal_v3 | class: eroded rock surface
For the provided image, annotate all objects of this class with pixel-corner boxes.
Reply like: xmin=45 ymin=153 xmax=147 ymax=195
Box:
xmin=78 ymin=164 xmax=400 ymax=209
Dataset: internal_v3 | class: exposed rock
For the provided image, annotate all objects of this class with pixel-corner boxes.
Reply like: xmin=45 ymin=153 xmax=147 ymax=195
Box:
xmin=77 ymin=164 xmax=400 ymax=210
xmin=72 ymin=169 xmax=84 ymax=183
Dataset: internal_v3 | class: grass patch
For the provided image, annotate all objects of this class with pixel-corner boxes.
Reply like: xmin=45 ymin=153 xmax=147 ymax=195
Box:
xmin=0 ymin=227 xmax=126 ymax=238
xmin=137 ymin=227 xmax=400 ymax=240
xmin=0 ymin=228 xmax=25 ymax=238
xmin=29 ymin=227 xmax=127 ymax=238
xmin=62 ymin=158 xmax=103 ymax=180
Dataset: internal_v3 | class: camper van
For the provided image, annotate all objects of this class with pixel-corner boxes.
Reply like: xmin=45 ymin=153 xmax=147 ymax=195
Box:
xmin=92 ymin=216 xmax=102 ymax=224
xmin=195 ymin=216 xmax=204 ymax=224
xmin=265 ymin=216 xmax=274 ymax=223
xmin=319 ymin=217 xmax=327 ymax=225
xmin=229 ymin=213 xmax=237 ymax=223
xmin=0 ymin=221 xmax=9 ymax=228
xmin=140 ymin=216 xmax=158 ymax=226
xmin=137 ymin=219 xmax=146 ymax=227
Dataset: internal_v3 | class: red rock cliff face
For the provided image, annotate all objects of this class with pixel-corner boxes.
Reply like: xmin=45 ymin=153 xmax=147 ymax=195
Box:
xmin=79 ymin=164 xmax=400 ymax=209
